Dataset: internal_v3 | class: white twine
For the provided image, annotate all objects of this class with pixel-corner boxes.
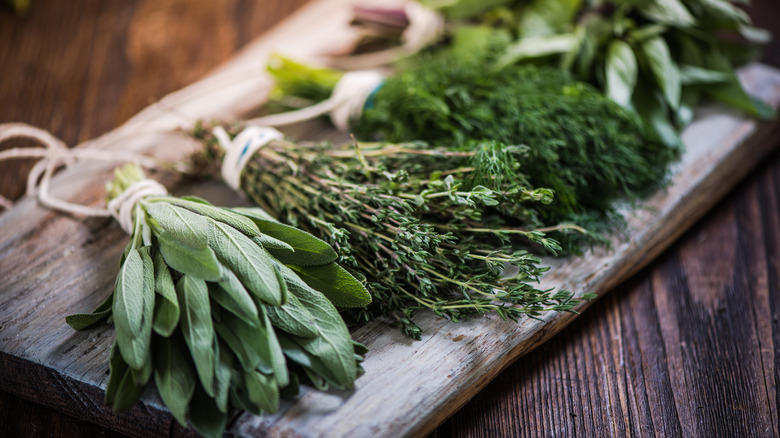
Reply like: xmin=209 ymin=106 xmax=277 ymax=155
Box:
xmin=106 ymin=179 xmax=168 ymax=235
xmin=0 ymin=122 xmax=163 ymax=233
xmin=245 ymin=70 xmax=385 ymax=132
xmin=212 ymin=125 xmax=283 ymax=191
xmin=401 ymin=1 xmax=445 ymax=53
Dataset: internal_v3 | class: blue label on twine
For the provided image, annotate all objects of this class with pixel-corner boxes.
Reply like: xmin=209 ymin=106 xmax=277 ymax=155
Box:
xmin=240 ymin=142 xmax=251 ymax=159
xmin=362 ymin=82 xmax=385 ymax=111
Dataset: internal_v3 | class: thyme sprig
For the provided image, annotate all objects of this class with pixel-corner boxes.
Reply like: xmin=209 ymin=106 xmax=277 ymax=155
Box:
xmin=194 ymin=128 xmax=593 ymax=338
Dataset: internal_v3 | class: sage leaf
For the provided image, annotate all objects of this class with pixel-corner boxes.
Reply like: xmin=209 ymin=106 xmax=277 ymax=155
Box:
xmin=171 ymin=199 xmax=260 ymax=238
xmin=632 ymin=80 xmax=682 ymax=149
xmin=177 ymin=275 xmax=215 ymax=397
xmin=145 ymin=202 xmax=209 ymax=248
xmin=279 ymin=265 xmax=357 ymax=388
xmin=605 ymin=39 xmax=637 ymax=108
xmin=114 ymin=247 xmax=154 ymax=370
xmin=208 ymin=219 xmax=286 ymax=306
xmin=66 ymin=291 xmax=113 ymax=330
xmin=214 ymin=309 xmax=270 ymax=373
xmin=638 ymin=0 xmax=695 ymax=27
xmin=265 ymin=291 xmax=319 ymax=338
xmin=153 ymin=334 xmax=196 ymax=427
xmin=237 ymin=207 xmax=337 ymax=266
xmin=261 ymin=304 xmax=289 ymax=387
xmin=641 ymin=36 xmax=680 ymax=110
xmin=209 ymin=271 xmax=259 ymax=328
xmin=277 ymin=333 xmax=343 ymax=390
xmin=188 ymin=385 xmax=227 ymax=438
xmin=105 ymin=342 xmax=145 ymax=413
xmin=213 ymin=338 xmax=233 ymax=413
xmin=252 ymin=234 xmax=294 ymax=252
xmin=495 ymin=33 xmax=577 ymax=69
xmin=152 ymin=251 xmax=179 ymax=337
xmin=229 ymin=374 xmax=262 ymax=416
xmin=288 ymin=263 xmax=371 ymax=308
xmin=244 ymin=370 xmax=279 ymax=414
xmin=679 ymin=65 xmax=729 ymax=85
xmin=156 ymin=231 xmax=223 ymax=282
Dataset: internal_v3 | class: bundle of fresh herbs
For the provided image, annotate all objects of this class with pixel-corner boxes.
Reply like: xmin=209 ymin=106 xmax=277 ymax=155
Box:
xmin=265 ymin=48 xmax=678 ymax=249
xmin=339 ymin=0 xmax=774 ymax=145
xmin=66 ymin=164 xmax=370 ymax=438
xmin=193 ymin=127 xmax=596 ymax=338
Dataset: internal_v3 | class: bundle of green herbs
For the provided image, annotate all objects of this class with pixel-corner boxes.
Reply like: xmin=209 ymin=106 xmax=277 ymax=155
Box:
xmin=193 ymin=126 xmax=597 ymax=339
xmin=265 ymin=46 xmax=679 ymax=250
xmin=66 ymin=164 xmax=370 ymax=438
xmin=339 ymin=0 xmax=774 ymax=145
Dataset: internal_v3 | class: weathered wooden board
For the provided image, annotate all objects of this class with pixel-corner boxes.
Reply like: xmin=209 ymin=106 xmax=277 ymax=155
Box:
xmin=0 ymin=1 xmax=779 ymax=437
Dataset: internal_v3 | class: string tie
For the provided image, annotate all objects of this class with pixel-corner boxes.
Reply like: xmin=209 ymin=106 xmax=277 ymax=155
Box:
xmin=212 ymin=125 xmax=283 ymax=191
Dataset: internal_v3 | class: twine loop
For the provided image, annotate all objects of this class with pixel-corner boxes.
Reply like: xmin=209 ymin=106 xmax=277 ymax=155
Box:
xmin=212 ymin=125 xmax=283 ymax=191
xmin=106 ymin=179 xmax=168 ymax=235
xmin=246 ymin=70 xmax=385 ymax=132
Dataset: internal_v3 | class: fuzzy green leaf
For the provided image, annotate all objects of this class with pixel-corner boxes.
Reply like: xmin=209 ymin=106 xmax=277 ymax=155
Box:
xmin=170 ymin=199 xmax=260 ymax=238
xmin=155 ymin=231 xmax=223 ymax=282
xmin=236 ymin=208 xmax=338 ymax=266
xmin=265 ymin=291 xmax=319 ymax=338
xmin=214 ymin=307 xmax=272 ymax=373
xmin=638 ymin=0 xmax=695 ymax=27
xmin=65 ymin=292 xmax=113 ymax=330
xmin=105 ymin=342 xmax=145 ymax=413
xmin=152 ymin=251 xmax=179 ymax=337
xmin=495 ymin=33 xmax=577 ymax=69
xmin=145 ymin=202 xmax=209 ymax=248
xmin=641 ymin=36 xmax=681 ymax=110
xmin=153 ymin=334 xmax=196 ymax=427
xmin=188 ymin=385 xmax=227 ymax=438
xmin=213 ymin=338 xmax=233 ymax=413
xmin=208 ymin=219 xmax=286 ymax=306
xmin=288 ymin=263 xmax=371 ymax=308
xmin=209 ymin=271 xmax=260 ymax=328
xmin=605 ymin=39 xmax=638 ymax=108
xmin=244 ymin=370 xmax=279 ymax=414
xmin=114 ymin=247 xmax=155 ymax=370
xmin=177 ymin=275 xmax=215 ymax=397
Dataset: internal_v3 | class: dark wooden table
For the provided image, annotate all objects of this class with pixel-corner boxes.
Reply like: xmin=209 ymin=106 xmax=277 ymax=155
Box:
xmin=2 ymin=1 xmax=779 ymax=437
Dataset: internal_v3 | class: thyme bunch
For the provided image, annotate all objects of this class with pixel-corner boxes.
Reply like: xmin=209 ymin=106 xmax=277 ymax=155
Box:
xmin=194 ymin=129 xmax=592 ymax=338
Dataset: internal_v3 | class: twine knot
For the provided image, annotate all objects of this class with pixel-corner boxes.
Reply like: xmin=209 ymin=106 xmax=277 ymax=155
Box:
xmin=212 ymin=125 xmax=283 ymax=191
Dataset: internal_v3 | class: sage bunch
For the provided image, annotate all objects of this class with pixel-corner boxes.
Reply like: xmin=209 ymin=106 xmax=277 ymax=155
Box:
xmin=194 ymin=129 xmax=595 ymax=339
xmin=66 ymin=164 xmax=370 ymax=438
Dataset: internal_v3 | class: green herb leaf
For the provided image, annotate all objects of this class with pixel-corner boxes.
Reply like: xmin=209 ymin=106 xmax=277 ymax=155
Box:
xmin=145 ymin=202 xmax=209 ymax=248
xmin=153 ymin=333 xmax=196 ymax=426
xmin=638 ymin=0 xmax=695 ymax=27
xmin=208 ymin=219 xmax=286 ymax=306
xmin=236 ymin=207 xmax=338 ymax=266
xmin=679 ymin=65 xmax=730 ymax=85
xmin=209 ymin=271 xmax=260 ymax=328
xmin=605 ymin=39 xmax=638 ymax=108
xmin=152 ymin=251 xmax=179 ymax=337
xmin=188 ymin=385 xmax=227 ymax=438
xmin=177 ymin=275 xmax=215 ymax=397
xmin=113 ymin=247 xmax=154 ymax=370
xmin=212 ymin=338 xmax=233 ymax=413
xmin=641 ymin=36 xmax=681 ymax=110
xmin=265 ymin=291 xmax=319 ymax=338
xmin=155 ymin=230 xmax=223 ymax=282
xmin=65 ymin=291 xmax=113 ymax=330
xmin=495 ymin=33 xmax=578 ymax=69
xmin=105 ymin=342 xmax=145 ymax=413
xmin=244 ymin=370 xmax=279 ymax=414
xmin=288 ymin=263 xmax=371 ymax=308
xmin=214 ymin=306 xmax=272 ymax=373
xmin=170 ymin=199 xmax=260 ymax=238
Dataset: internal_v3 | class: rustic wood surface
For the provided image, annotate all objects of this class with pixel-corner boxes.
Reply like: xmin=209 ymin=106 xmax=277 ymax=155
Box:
xmin=1 ymin=1 xmax=780 ymax=438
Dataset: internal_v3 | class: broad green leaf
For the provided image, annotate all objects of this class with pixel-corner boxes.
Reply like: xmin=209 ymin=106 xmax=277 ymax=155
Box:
xmin=177 ymin=275 xmax=215 ymax=397
xmin=154 ymin=334 xmax=196 ymax=426
xmin=265 ymin=292 xmax=319 ymax=338
xmin=632 ymin=80 xmax=683 ymax=149
xmin=677 ymin=88 xmax=700 ymax=128
xmin=114 ymin=247 xmax=155 ymax=370
xmin=641 ymin=36 xmax=681 ymax=110
xmin=495 ymin=33 xmax=578 ymax=70
xmin=214 ymin=308 xmax=271 ymax=373
xmin=244 ymin=370 xmax=279 ymax=414
xmin=605 ymin=39 xmax=638 ymax=108
xmin=208 ymin=219 xmax=286 ymax=306
xmin=278 ymin=265 xmax=358 ymax=388
xmin=145 ymin=202 xmax=209 ymax=248
xmin=209 ymin=271 xmax=260 ymax=328
xmin=738 ymin=24 xmax=772 ymax=44
xmin=65 ymin=292 xmax=113 ymax=330
xmin=152 ymin=251 xmax=179 ymax=337
xmin=517 ymin=0 xmax=582 ymax=38
xmin=261 ymin=303 xmax=288 ymax=387
xmin=679 ymin=65 xmax=729 ymax=85
xmin=252 ymin=234 xmax=294 ymax=253
xmin=638 ymin=0 xmax=695 ymax=27
xmin=156 ymin=231 xmax=223 ymax=282
xmin=703 ymin=51 xmax=777 ymax=119
xmin=105 ymin=342 xmax=145 ymax=413
xmin=170 ymin=199 xmax=260 ymax=238
xmin=276 ymin=333 xmax=343 ymax=391
xmin=188 ymin=385 xmax=227 ymax=438
xmin=236 ymin=208 xmax=338 ymax=266
xmin=698 ymin=0 xmax=750 ymax=24
xmin=288 ymin=263 xmax=372 ymax=308
xmin=213 ymin=338 xmax=233 ymax=413
xmin=229 ymin=374 xmax=262 ymax=416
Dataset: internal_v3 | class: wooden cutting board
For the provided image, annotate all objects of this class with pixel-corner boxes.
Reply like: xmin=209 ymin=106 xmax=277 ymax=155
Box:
xmin=1 ymin=0 xmax=779 ymax=437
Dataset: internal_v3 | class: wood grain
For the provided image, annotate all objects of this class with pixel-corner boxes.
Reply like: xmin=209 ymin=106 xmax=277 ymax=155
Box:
xmin=1 ymin=1 xmax=780 ymax=438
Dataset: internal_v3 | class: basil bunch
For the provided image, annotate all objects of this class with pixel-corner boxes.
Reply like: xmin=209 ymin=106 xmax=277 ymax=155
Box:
xmin=66 ymin=164 xmax=371 ymax=438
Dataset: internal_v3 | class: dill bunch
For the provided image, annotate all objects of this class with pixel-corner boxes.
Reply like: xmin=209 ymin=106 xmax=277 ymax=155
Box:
xmin=355 ymin=52 xmax=680 ymax=244
xmin=193 ymin=128 xmax=593 ymax=338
